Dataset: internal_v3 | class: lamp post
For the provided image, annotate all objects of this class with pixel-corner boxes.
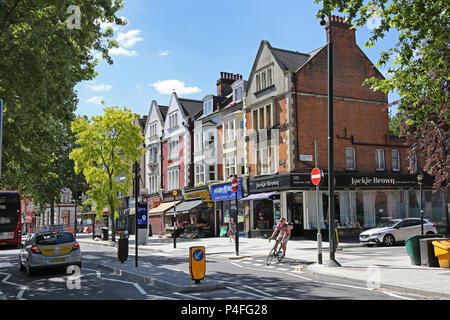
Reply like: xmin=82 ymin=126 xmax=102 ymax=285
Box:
xmin=320 ymin=13 xmax=340 ymax=267
xmin=417 ymin=173 xmax=424 ymax=235
xmin=133 ymin=161 xmax=139 ymax=268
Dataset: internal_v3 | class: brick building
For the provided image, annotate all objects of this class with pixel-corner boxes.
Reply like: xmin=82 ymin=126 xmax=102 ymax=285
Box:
xmin=243 ymin=16 xmax=446 ymax=239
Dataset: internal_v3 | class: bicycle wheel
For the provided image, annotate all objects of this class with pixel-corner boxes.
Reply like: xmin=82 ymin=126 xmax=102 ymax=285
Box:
xmin=276 ymin=247 xmax=285 ymax=262
xmin=266 ymin=248 xmax=275 ymax=266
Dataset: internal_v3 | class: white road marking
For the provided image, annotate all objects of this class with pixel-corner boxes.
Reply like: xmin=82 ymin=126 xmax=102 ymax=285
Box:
xmin=82 ymin=255 xmax=99 ymax=260
xmin=174 ymin=292 xmax=203 ymax=300
xmin=16 ymin=289 xmax=25 ymax=300
xmin=133 ymin=283 xmax=147 ymax=295
xmin=0 ymin=263 xmax=14 ymax=268
xmin=227 ymin=281 xmax=274 ymax=298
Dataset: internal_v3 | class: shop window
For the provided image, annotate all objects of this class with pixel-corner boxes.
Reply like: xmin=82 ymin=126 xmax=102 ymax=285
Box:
xmin=253 ymin=200 xmax=274 ymax=230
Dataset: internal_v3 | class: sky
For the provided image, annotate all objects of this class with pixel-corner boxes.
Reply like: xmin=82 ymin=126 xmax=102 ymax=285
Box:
xmin=75 ymin=0 xmax=400 ymax=119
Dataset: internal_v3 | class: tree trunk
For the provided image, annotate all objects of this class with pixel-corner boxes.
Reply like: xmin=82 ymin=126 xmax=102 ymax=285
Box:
xmin=50 ymin=199 xmax=55 ymax=226
xmin=109 ymin=199 xmax=116 ymax=242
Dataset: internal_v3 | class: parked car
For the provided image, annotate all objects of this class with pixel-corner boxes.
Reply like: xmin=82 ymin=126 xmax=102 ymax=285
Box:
xmin=359 ymin=218 xmax=438 ymax=246
xmin=19 ymin=231 xmax=81 ymax=276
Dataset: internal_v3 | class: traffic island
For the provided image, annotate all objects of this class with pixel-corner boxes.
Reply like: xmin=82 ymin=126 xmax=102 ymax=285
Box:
xmin=98 ymin=261 xmax=226 ymax=293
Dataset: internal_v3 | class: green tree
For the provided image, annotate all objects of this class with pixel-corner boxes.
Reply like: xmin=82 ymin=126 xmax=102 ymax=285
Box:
xmin=70 ymin=106 xmax=144 ymax=242
xmin=0 ymin=0 xmax=126 ymax=205
xmin=316 ymin=0 xmax=449 ymax=191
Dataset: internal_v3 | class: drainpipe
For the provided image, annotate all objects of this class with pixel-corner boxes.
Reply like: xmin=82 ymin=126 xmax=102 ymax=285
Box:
xmin=291 ymin=72 xmax=299 ymax=165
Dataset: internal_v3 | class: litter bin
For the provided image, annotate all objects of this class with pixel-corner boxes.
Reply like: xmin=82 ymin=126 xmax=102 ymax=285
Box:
xmin=419 ymin=236 xmax=445 ymax=267
xmin=101 ymin=227 xmax=109 ymax=241
xmin=117 ymin=238 xmax=129 ymax=263
xmin=432 ymin=240 xmax=450 ymax=268
xmin=405 ymin=234 xmax=443 ymax=266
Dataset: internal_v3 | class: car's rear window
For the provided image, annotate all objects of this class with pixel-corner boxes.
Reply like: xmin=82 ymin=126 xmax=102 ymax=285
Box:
xmin=35 ymin=233 xmax=75 ymax=245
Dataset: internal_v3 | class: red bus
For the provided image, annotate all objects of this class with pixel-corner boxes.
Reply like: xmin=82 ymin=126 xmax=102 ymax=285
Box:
xmin=0 ymin=191 xmax=22 ymax=247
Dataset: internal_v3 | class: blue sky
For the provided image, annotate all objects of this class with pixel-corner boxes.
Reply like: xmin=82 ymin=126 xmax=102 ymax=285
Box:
xmin=75 ymin=0 xmax=399 ymax=119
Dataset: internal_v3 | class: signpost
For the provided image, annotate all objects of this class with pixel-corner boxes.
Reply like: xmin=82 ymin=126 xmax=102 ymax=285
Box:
xmin=172 ymin=190 xmax=178 ymax=249
xmin=312 ymin=140 xmax=322 ymax=264
xmin=231 ymin=177 xmax=239 ymax=256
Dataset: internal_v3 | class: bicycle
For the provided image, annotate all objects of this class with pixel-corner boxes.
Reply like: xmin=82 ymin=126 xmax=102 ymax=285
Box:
xmin=266 ymin=238 xmax=285 ymax=266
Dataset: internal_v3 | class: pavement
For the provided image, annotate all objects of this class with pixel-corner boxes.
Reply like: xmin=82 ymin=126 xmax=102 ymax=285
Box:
xmin=75 ymin=233 xmax=450 ymax=299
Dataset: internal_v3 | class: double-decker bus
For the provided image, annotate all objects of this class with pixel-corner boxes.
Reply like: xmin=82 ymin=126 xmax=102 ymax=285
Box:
xmin=0 ymin=191 xmax=22 ymax=247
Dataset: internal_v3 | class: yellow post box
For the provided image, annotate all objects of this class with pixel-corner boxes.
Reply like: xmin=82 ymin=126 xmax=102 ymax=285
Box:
xmin=189 ymin=246 xmax=206 ymax=284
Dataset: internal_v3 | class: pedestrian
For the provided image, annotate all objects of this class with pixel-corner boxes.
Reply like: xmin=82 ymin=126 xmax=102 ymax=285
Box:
xmin=228 ymin=217 xmax=236 ymax=243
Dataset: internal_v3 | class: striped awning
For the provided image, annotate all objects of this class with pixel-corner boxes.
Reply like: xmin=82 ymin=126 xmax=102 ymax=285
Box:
xmin=148 ymin=201 xmax=181 ymax=216
xmin=165 ymin=200 xmax=203 ymax=216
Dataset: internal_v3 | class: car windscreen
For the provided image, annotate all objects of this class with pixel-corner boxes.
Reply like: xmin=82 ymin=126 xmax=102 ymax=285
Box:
xmin=376 ymin=220 xmax=399 ymax=228
xmin=35 ymin=233 xmax=75 ymax=245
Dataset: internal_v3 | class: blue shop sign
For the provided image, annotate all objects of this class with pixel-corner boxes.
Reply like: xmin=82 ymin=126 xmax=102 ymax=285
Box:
xmin=210 ymin=178 xmax=243 ymax=201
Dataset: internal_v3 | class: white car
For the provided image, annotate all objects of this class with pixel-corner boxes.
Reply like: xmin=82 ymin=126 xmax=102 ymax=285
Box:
xmin=359 ymin=218 xmax=438 ymax=246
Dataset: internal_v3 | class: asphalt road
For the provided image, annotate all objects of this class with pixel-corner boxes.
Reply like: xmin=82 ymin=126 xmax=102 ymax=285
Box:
xmin=0 ymin=242 xmax=424 ymax=301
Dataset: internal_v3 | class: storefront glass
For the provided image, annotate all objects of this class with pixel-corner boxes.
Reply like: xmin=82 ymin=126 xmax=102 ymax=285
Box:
xmin=253 ymin=199 xmax=274 ymax=230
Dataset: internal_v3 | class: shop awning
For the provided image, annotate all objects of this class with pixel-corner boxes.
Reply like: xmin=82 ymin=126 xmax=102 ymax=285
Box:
xmin=148 ymin=201 xmax=181 ymax=216
xmin=165 ymin=199 xmax=204 ymax=216
xmin=240 ymin=191 xmax=278 ymax=201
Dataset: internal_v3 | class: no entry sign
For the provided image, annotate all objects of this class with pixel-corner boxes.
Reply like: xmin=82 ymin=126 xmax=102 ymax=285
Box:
xmin=231 ymin=178 xmax=239 ymax=192
xmin=311 ymin=168 xmax=321 ymax=186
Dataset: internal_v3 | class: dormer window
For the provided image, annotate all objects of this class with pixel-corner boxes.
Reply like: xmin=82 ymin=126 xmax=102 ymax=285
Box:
xmin=234 ymin=86 xmax=243 ymax=102
xmin=203 ymin=100 xmax=213 ymax=115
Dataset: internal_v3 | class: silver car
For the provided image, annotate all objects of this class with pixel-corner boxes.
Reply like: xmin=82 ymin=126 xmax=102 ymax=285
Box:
xmin=19 ymin=231 xmax=82 ymax=276
xmin=359 ymin=218 xmax=438 ymax=246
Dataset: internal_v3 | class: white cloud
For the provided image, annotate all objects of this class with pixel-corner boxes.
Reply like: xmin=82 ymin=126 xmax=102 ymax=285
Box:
xmin=86 ymin=96 xmax=105 ymax=105
xmin=116 ymin=29 xmax=144 ymax=48
xmin=159 ymin=50 xmax=170 ymax=56
xmin=150 ymin=80 xmax=201 ymax=95
xmin=87 ymin=83 xmax=112 ymax=92
xmin=109 ymin=47 xmax=139 ymax=57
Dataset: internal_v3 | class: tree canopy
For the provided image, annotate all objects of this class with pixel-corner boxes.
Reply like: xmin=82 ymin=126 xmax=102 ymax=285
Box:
xmin=0 ymin=0 xmax=126 ymax=207
xmin=70 ymin=106 xmax=144 ymax=242
xmin=316 ymin=0 xmax=449 ymax=191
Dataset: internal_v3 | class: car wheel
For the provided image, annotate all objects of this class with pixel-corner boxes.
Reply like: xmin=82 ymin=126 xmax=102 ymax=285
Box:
xmin=426 ymin=231 xmax=435 ymax=235
xmin=383 ymin=234 xmax=395 ymax=247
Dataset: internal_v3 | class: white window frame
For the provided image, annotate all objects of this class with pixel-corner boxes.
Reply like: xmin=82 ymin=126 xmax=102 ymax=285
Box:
xmin=392 ymin=150 xmax=400 ymax=172
xmin=149 ymin=122 xmax=157 ymax=137
xmin=195 ymin=164 xmax=205 ymax=185
xmin=252 ymin=104 xmax=273 ymax=130
xmin=168 ymin=113 xmax=178 ymax=128
xmin=168 ymin=168 xmax=179 ymax=191
xmin=376 ymin=149 xmax=385 ymax=171
xmin=149 ymin=174 xmax=158 ymax=194
xmin=345 ymin=148 xmax=356 ymax=171
xmin=168 ymin=140 xmax=179 ymax=160
xmin=224 ymin=154 xmax=236 ymax=179
xmin=255 ymin=67 xmax=273 ymax=92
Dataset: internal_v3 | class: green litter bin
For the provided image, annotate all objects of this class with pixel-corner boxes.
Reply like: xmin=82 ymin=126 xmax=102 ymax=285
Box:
xmin=405 ymin=234 xmax=444 ymax=266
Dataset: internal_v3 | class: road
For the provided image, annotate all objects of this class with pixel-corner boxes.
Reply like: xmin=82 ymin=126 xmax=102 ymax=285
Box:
xmin=0 ymin=242 xmax=425 ymax=301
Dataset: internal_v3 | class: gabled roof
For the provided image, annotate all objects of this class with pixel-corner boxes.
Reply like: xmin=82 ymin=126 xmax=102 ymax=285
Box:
xmin=269 ymin=46 xmax=311 ymax=72
xmin=158 ymin=105 xmax=169 ymax=120
xmin=178 ymin=98 xmax=203 ymax=118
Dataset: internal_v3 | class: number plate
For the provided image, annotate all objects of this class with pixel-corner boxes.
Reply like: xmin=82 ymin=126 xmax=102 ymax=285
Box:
xmin=50 ymin=258 xmax=66 ymax=263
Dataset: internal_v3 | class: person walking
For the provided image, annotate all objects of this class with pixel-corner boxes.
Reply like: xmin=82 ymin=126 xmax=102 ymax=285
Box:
xmin=228 ymin=217 xmax=236 ymax=243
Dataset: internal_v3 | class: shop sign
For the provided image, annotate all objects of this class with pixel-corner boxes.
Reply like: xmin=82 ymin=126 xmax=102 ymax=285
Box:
xmin=210 ymin=179 xmax=243 ymax=201
xmin=336 ymin=173 xmax=433 ymax=188
xmin=162 ymin=190 xmax=184 ymax=202
xmin=248 ymin=175 xmax=290 ymax=192
xmin=185 ymin=190 xmax=211 ymax=201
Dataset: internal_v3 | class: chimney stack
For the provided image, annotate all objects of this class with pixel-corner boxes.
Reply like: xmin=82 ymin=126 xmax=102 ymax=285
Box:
xmin=217 ymin=72 xmax=242 ymax=97
xmin=326 ymin=15 xmax=355 ymax=45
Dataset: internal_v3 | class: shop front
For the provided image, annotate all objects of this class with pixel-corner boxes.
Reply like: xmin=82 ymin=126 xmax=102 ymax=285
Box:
xmin=144 ymin=194 xmax=162 ymax=236
xmin=246 ymin=172 xmax=447 ymax=239
xmin=210 ymin=178 xmax=244 ymax=237
xmin=148 ymin=190 xmax=183 ymax=235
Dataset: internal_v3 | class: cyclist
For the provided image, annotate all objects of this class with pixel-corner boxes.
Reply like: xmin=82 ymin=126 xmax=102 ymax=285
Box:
xmin=269 ymin=218 xmax=291 ymax=258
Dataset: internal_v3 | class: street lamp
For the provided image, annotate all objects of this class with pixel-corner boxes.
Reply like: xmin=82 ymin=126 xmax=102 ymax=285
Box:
xmin=320 ymin=13 xmax=341 ymax=267
xmin=417 ymin=173 xmax=424 ymax=235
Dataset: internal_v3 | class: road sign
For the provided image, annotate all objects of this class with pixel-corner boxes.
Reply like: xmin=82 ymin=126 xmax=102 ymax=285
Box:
xmin=311 ymin=167 xmax=321 ymax=186
xmin=231 ymin=178 xmax=239 ymax=192
xmin=189 ymin=246 xmax=206 ymax=283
